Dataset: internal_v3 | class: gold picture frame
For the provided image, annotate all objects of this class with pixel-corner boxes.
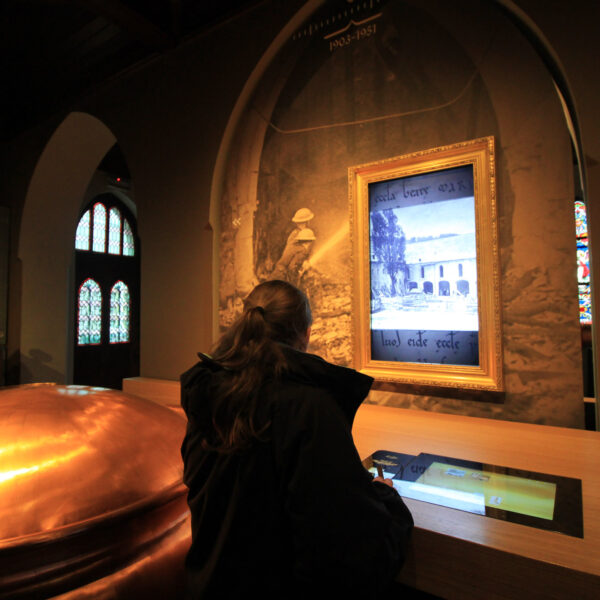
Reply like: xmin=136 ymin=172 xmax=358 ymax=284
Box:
xmin=349 ymin=136 xmax=503 ymax=391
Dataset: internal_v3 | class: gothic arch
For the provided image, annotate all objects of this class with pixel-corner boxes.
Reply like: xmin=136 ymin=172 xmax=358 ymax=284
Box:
xmin=18 ymin=112 xmax=116 ymax=382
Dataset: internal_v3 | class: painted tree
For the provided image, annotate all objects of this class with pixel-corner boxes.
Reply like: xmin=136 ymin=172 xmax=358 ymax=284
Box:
xmin=370 ymin=209 xmax=407 ymax=296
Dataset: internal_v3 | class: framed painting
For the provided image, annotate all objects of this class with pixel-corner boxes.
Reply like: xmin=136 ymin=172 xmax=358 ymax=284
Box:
xmin=349 ymin=137 xmax=503 ymax=390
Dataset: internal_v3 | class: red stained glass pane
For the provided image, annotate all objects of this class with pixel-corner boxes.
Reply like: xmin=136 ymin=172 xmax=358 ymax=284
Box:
xmin=577 ymin=239 xmax=590 ymax=284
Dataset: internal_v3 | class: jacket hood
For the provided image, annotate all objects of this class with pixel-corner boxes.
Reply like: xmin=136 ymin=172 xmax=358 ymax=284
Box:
xmin=181 ymin=347 xmax=373 ymax=427
xmin=278 ymin=345 xmax=373 ymax=426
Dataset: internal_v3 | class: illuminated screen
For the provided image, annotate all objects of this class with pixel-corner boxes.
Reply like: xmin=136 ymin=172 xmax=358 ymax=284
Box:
xmin=415 ymin=461 xmax=556 ymax=520
xmin=363 ymin=451 xmax=583 ymax=537
xmin=368 ymin=165 xmax=479 ymax=366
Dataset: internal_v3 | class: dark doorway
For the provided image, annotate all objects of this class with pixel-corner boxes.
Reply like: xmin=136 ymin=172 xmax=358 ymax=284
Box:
xmin=457 ymin=279 xmax=470 ymax=295
xmin=73 ymin=193 xmax=140 ymax=389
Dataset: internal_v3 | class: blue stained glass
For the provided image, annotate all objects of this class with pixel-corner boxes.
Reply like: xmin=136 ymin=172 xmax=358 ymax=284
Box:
xmin=110 ymin=281 xmax=130 ymax=343
xmin=78 ymin=279 xmax=102 ymax=345
xmin=579 ymin=284 xmax=592 ymax=324
xmin=108 ymin=207 xmax=121 ymax=255
xmin=93 ymin=203 xmax=107 ymax=253
xmin=75 ymin=210 xmax=90 ymax=250
xmin=123 ymin=219 xmax=135 ymax=256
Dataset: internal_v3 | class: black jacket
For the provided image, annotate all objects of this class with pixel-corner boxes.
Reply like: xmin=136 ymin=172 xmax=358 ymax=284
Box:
xmin=180 ymin=346 xmax=413 ymax=599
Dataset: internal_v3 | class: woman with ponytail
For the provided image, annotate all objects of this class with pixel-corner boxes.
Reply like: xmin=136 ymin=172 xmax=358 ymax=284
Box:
xmin=180 ymin=280 xmax=413 ymax=599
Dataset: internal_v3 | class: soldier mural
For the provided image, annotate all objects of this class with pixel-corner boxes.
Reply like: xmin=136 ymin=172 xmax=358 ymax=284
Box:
xmin=271 ymin=227 xmax=316 ymax=287
xmin=286 ymin=207 xmax=314 ymax=247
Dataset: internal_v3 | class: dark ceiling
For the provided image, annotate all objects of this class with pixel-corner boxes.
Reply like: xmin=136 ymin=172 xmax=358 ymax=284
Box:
xmin=1 ymin=0 xmax=263 ymax=142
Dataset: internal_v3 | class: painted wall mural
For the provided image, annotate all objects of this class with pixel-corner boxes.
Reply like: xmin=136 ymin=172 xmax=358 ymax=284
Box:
xmin=217 ymin=0 xmax=584 ymax=427
xmin=220 ymin=157 xmax=354 ymax=365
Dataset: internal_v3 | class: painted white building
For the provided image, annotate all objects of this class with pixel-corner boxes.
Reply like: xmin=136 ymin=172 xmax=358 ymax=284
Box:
xmin=405 ymin=233 xmax=477 ymax=297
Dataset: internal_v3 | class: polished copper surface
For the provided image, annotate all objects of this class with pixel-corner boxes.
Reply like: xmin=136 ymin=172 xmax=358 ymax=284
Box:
xmin=0 ymin=384 xmax=190 ymax=599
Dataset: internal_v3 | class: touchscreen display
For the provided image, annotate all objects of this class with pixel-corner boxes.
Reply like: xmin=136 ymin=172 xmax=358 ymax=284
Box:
xmin=364 ymin=451 xmax=583 ymax=537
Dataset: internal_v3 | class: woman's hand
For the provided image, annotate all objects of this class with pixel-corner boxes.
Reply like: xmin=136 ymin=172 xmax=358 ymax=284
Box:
xmin=373 ymin=476 xmax=395 ymax=488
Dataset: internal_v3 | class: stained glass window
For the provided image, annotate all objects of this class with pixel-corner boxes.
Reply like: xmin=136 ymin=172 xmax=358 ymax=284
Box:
xmin=575 ymin=200 xmax=592 ymax=324
xmin=577 ymin=238 xmax=590 ymax=283
xmin=108 ymin=207 xmax=121 ymax=255
xmin=579 ymin=284 xmax=592 ymax=324
xmin=575 ymin=200 xmax=588 ymax=237
xmin=78 ymin=279 xmax=102 ymax=345
xmin=123 ymin=218 xmax=135 ymax=256
xmin=92 ymin=203 xmax=107 ymax=253
xmin=110 ymin=281 xmax=130 ymax=343
xmin=76 ymin=202 xmax=135 ymax=257
xmin=75 ymin=210 xmax=90 ymax=250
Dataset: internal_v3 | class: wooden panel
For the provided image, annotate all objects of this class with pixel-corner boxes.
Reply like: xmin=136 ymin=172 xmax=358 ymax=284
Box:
xmin=122 ymin=376 xmax=180 ymax=409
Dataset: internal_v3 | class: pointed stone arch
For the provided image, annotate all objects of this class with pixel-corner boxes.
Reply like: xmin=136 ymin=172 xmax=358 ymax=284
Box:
xmin=18 ymin=112 xmax=116 ymax=382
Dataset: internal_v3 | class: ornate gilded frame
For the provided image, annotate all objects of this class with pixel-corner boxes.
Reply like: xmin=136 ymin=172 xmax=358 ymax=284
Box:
xmin=349 ymin=137 xmax=503 ymax=391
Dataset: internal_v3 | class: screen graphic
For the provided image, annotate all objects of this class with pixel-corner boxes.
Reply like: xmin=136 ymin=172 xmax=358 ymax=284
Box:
xmin=368 ymin=165 xmax=479 ymax=366
xmin=414 ymin=461 xmax=556 ymax=520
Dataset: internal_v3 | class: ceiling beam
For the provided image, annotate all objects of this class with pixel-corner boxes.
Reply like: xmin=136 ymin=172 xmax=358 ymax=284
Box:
xmin=39 ymin=0 xmax=176 ymax=50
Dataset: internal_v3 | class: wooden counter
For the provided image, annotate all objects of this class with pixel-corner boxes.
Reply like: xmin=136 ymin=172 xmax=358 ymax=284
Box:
xmin=352 ymin=404 xmax=600 ymax=599
xmin=122 ymin=377 xmax=181 ymax=410
xmin=124 ymin=378 xmax=599 ymax=598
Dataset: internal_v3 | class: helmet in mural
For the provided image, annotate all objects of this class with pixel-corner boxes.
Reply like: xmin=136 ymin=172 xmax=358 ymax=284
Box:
xmin=296 ymin=228 xmax=316 ymax=242
xmin=292 ymin=208 xmax=314 ymax=223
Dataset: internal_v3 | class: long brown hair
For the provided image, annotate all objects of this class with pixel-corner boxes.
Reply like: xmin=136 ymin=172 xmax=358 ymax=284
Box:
xmin=204 ymin=280 xmax=312 ymax=451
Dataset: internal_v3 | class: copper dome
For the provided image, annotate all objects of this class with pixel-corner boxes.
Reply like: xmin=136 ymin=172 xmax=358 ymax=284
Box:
xmin=0 ymin=384 xmax=191 ymax=599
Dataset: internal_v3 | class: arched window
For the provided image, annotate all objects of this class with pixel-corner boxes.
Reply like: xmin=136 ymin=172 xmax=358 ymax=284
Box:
xmin=110 ymin=281 xmax=130 ymax=343
xmin=73 ymin=191 xmax=140 ymax=389
xmin=457 ymin=280 xmax=470 ymax=296
xmin=439 ymin=280 xmax=450 ymax=296
xmin=78 ymin=278 xmax=102 ymax=345
xmin=74 ymin=202 xmax=135 ymax=256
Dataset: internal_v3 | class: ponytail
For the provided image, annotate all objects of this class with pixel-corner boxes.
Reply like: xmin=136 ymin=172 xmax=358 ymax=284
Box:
xmin=203 ymin=280 xmax=312 ymax=451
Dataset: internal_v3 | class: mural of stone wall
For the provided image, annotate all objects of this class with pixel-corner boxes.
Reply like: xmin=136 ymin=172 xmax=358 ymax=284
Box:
xmin=218 ymin=0 xmax=584 ymax=427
